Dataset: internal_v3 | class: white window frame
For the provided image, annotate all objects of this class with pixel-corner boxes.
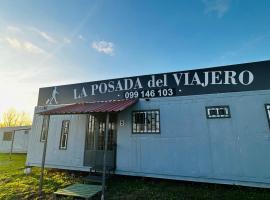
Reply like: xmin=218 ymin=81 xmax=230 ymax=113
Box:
xmin=40 ymin=115 xmax=50 ymax=142
xmin=59 ymin=120 xmax=70 ymax=150
xmin=132 ymin=110 xmax=160 ymax=133
xmin=265 ymin=104 xmax=270 ymax=129
xmin=206 ymin=106 xmax=231 ymax=119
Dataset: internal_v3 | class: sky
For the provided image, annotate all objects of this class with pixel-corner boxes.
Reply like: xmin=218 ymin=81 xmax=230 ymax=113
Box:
xmin=0 ymin=0 xmax=270 ymax=118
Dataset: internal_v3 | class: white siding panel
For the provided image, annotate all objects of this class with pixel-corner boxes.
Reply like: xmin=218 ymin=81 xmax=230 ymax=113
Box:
xmin=0 ymin=126 xmax=30 ymax=153
xmin=26 ymin=107 xmax=88 ymax=170
xmin=116 ymin=90 xmax=270 ymax=187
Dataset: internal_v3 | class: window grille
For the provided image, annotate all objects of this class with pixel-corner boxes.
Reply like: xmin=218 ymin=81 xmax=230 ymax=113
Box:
xmin=97 ymin=122 xmax=115 ymax=150
xmin=86 ymin=115 xmax=95 ymax=150
xmin=97 ymin=122 xmax=105 ymax=150
xmin=132 ymin=110 xmax=160 ymax=133
xmin=59 ymin=120 xmax=70 ymax=150
xmin=206 ymin=106 xmax=230 ymax=119
xmin=86 ymin=114 xmax=116 ymax=151
xmin=265 ymin=104 xmax=270 ymax=128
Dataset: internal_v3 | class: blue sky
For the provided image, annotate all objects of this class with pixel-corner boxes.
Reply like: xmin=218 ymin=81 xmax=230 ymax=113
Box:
xmin=0 ymin=0 xmax=270 ymax=116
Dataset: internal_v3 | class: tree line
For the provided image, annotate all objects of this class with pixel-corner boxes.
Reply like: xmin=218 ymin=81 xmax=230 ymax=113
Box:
xmin=0 ymin=108 xmax=32 ymax=127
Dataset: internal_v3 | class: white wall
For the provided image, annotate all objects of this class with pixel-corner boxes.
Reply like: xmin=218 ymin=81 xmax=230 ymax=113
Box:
xmin=0 ymin=126 xmax=31 ymax=153
xmin=116 ymin=90 xmax=270 ymax=188
xmin=26 ymin=107 xmax=89 ymax=171
xmin=26 ymin=90 xmax=270 ymax=187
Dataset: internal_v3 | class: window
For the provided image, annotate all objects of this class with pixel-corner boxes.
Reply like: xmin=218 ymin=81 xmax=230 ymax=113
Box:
xmin=132 ymin=110 xmax=160 ymax=133
xmin=86 ymin=115 xmax=116 ymax=151
xmin=86 ymin=115 xmax=95 ymax=150
xmin=206 ymin=106 xmax=230 ymax=119
xmin=97 ymin=122 xmax=105 ymax=150
xmin=97 ymin=122 xmax=115 ymax=150
xmin=59 ymin=120 xmax=70 ymax=150
xmin=3 ymin=132 xmax=13 ymax=141
xmin=265 ymin=104 xmax=270 ymax=128
xmin=40 ymin=115 xmax=50 ymax=142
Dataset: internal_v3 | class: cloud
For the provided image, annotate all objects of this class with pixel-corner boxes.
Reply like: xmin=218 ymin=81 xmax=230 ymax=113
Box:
xmin=92 ymin=40 xmax=114 ymax=56
xmin=6 ymin=26 xmax=22 ymax=33
xmin=23 ymin=41 xmax=46 ymax=54
xmin=5 ymin=37 xmax=21 ymax=49
xmin=30 ymin=27 xmax=57 ymax=43
xmin=4 ymin=37 xmax=46 ymax=54
xmin=63 ymin=37 xmax=71 ymax=44
xmin=202 ymin=0 xmax=230 ymax=18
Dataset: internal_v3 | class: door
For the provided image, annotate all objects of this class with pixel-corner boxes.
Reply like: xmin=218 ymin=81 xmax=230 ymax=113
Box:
xmin=84 ymin=113 xmax=117 ymax=170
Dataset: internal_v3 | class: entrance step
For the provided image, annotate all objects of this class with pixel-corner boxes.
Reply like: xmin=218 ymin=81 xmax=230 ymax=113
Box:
xmin=82 ymin=175 xmax=106 ymax=184
xmin=54 ymin=183 xmax=102 ymax=199
xmin=90 ymin=165 xmax=115 ymax=174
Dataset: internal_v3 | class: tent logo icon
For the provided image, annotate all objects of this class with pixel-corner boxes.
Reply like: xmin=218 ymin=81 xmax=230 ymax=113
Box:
xmin=45 ymin=87 xmax=59 ymax=105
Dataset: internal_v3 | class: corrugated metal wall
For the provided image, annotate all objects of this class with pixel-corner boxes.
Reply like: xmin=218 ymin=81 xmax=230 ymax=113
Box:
xmin=26 ymin=89 xmax=270 ymax=187
xmin=0 ymin=126 xmax=30 ymax=153
xmin=116 ymin=90 xmax=270 ymax=187
xmin=26 ymin=107 xmax=89 ymax=171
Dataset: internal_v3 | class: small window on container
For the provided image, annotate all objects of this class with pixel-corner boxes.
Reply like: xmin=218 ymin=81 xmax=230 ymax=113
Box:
xmin=265 ymin=104 xmax=270 ymax=128
xmin=3 ymin=132 xmax=13 ymax=141
xmin=40 ymin=115 xmax=50 ymax=142
xmin=59 ymin=120 xmax=70 ymax=150
xmin=132 ymin=110 xmax=160 ymax=133
xmin=206 ymin=106 xmax=230 ymax=119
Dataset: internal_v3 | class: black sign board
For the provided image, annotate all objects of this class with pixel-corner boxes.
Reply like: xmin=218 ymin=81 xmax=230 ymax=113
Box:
xmin=37 ymin=60 xmax=270 ymax=106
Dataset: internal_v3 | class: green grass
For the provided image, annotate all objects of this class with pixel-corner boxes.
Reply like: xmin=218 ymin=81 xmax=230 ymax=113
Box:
xmin=1 ymin=153 xmax=270 ymax=200
xmin=0 ymin=153 xmax=78 ymax=199
xmin=107 ymin=176 xmax=270 ymax=200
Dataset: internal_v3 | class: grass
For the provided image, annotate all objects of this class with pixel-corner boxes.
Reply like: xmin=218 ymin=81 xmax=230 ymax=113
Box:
xmin=1 ymin=153 xmax=270 ymax=199
xmin=0 ymin=153 xmax=78 ymax=199
xmin=107 ymin=176 xmax=270 ymax=200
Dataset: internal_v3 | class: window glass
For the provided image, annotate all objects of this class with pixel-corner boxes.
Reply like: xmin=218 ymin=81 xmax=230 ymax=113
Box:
xmin=59 ymin=120 xmax=70 ymax=150
xmin=86 ymin=115 xmax=95 ymax=150
xmin=265 ymin=105 xmax=270 ymax=128
xmin=132 ymin=110 xmax=160 ymax=133
xmin=206 ymin=106 xmax=230 ymax=119
xmin=209 ymin=109 xmax=218 ymax=116
xmin=3 ymin=132 xmax=13 ymax=141
xmin=97 ymin=122 xmax=105 ymax=150
xmin=40 ymin=116 xmax=49 ymax=142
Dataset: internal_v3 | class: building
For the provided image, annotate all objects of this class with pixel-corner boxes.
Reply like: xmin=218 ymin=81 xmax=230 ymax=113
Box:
xmin=0 ymin=126 xmax=31 ymax=153
xmin=26 ymin=60 xmax=270 ymax=188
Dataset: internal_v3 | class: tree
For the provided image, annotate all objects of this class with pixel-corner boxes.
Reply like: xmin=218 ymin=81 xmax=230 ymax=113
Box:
xmin=0 ymin=108 xmax=32 ymax=127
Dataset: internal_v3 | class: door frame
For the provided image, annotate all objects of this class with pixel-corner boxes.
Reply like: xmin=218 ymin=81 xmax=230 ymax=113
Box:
xmin=83 ymin=113 xmax=118 ymax=170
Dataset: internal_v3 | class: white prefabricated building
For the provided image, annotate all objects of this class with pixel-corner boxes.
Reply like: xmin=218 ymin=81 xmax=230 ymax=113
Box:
xmin=26 ymin=60 xmax=270 ymax=188
xmin=0 ymin=126 xmax=31 ymax=153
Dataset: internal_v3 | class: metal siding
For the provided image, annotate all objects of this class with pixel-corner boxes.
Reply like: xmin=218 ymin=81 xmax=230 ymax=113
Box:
xmin=0 ymin=126 xmax=30 ymax=153
xmin=39 ymin=99 xmax=138 ymax=115
xmin=27 ymin=89 xmax=270 ymax=187
xmin=116 ymin=90 xmax=270 ymax=187
xmin=26 ymin=107 xmax=88 ymax=170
